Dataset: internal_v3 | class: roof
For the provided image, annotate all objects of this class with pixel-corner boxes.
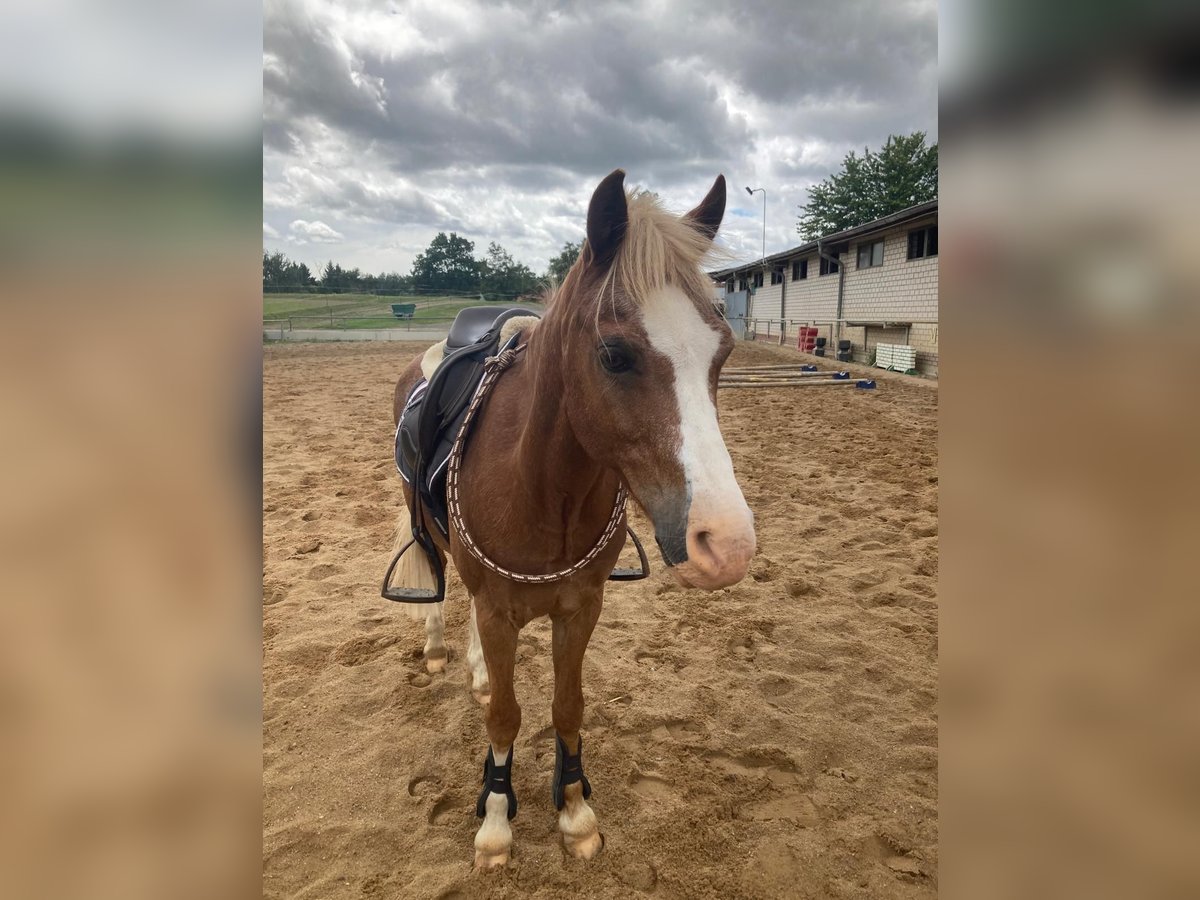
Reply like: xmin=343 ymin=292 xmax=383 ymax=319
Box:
xmin=709 ymin=198 xmax=937 ymax=280
xmin=819 ymin=199 xmax=937 ymax=246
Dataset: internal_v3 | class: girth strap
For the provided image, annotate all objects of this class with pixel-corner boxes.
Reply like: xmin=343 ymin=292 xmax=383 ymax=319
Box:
xmin=552 ymin=734 xmax=592 ymax=811
xmin=476 ymin=747 xmax=518 ymax=820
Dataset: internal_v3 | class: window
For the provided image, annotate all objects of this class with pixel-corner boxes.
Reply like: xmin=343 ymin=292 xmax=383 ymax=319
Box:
xmin=819 ymin=252 xmax=840 ymax=276
xmin=907 ymin=225 xmax=938 ymax=260
xmin=792 ymin=258 xmax=808 ymax=280
xmin=752 ymin=271 xmax=764 ymax=289
xmin=857 ymin=239 xmax=884 ymax=269
xmin=737 ymin=278 xmax=747 ymax=291
xmin=770 ymin=269 xmax=783 ymax=285
xmin=726 ymin=281 xmax=734 ymax=293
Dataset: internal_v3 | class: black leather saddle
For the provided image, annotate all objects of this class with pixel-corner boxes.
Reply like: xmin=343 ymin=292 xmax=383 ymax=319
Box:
xmin=384 ymin=306 xmax=649 ymax=603
xmin=395 ymin=307 xmax=531 ymax=542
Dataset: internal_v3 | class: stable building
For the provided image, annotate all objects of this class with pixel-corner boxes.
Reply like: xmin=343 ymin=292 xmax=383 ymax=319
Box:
xmin=712 ymin=199 xmax=938 ymax=376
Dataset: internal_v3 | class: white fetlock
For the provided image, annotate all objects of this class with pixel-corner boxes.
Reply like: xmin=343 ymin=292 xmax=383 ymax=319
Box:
xmin=474 ymin=792 xmax=512 ymax=870
xmin=559 ymin=782 xmax=602 ymax=860
xmin=423 ymin=604 xmax=447 ymax=674
xmin=467 ymin=599 xmax=489 ymax=702
xmin=424 ymin=642 xmax=447 ymax=674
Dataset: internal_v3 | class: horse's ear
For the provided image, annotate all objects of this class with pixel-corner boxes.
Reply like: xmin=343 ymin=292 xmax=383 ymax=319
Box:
xmin=585 ymin=168 xmax=628 ymax=268
xmin=684 ymin=174 xmax=726 ymax=241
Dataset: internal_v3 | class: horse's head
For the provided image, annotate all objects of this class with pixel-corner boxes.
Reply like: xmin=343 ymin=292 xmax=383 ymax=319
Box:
xmin=553 ymin=169 xmax=756 ymax=590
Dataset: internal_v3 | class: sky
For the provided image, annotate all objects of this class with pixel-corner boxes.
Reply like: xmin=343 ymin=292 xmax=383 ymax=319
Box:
xmin=263 ymin=0 xmax=938 ymax=277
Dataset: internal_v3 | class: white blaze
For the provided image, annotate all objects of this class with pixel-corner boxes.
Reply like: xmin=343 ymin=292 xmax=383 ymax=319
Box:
xmin=639 ymin=286 xmax=748 ymax=519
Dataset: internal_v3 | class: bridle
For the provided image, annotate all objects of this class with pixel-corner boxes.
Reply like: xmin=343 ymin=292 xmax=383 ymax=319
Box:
xmin=445 ymin=342 xmax=631 ymax=584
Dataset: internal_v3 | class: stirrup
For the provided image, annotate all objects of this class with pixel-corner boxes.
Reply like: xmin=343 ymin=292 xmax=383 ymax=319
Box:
xmin=608 ymin=526 xmax=650 ymax=581
xmin=381 ymin=531 xmax=446 ymax=603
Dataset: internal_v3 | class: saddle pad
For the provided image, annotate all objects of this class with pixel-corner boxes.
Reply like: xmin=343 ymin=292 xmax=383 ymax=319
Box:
xmin=395 ymin=328 xmax=525 ymax=541
xmin=394 ymin=377 xmax=455 ymax=538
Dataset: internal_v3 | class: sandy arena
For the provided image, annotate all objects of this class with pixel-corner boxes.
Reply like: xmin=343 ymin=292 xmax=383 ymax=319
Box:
xmin=263 ymin=339 xmax=938 ymax=899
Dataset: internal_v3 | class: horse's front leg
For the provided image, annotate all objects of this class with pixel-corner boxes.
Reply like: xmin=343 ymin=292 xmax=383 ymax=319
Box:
xmin=472 ymin=602 xmax=520 ymax=870
xmin=551 ymin=595 xmax=603 ymax=860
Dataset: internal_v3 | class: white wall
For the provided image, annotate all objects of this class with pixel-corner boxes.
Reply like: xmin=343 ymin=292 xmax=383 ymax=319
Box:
xmin=726 ymin=212 xmax=940 ymax=375
xmin=842 ymin=216 xmax=938 ymax=324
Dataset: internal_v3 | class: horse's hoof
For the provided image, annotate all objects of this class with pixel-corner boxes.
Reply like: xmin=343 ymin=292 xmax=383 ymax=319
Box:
xmin=473 ymin=849 xmax=509 ymax=870
xmin=563 ymin=829 xmax=603 ymax=861
xmin=472 ymin=688 xmax=491 ymax=706
xmin=425 ymin=655 xmax=446 ymax=675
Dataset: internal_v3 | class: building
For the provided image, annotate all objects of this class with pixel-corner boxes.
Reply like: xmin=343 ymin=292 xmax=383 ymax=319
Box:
xmin=711 ymin=200 xmax=938 ymax=376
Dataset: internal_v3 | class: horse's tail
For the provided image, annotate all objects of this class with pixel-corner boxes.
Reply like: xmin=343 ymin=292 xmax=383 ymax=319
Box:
xmin=391 ymin=516 xmax=442 ymax=620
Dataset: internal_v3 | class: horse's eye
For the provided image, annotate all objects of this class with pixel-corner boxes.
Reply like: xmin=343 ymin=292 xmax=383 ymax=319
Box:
xmin=598 ymin=343 xmax=635 ymax=374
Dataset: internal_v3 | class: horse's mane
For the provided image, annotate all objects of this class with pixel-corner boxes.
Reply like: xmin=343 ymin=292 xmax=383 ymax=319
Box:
xmin=544 ymin=189 xmax=729 ymax=316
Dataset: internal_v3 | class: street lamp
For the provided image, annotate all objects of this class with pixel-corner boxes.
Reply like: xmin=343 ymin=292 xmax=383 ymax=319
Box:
xmin=745 ymin=185 xmax=766 ymax=282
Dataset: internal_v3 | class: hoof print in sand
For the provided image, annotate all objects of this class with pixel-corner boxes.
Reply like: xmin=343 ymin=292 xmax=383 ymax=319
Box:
xmin=649 ymin=719 xmax=705 ymax=741
xmin=758 ymin=674 xmax=794 ymax=698
xmin=406 ymin=672 xmax=433 ymax=688
xmin=407 ymin=774 xmax=442 ymax=797
xmin=333 ymin=634 xmax=396 ymax=667
xmin=428 ymin=795 xmax=457 ymax=825
xmin=628 ymin=767 xmax=673 ymax=800
xmin=614 ymin=858 xmax=658 ymax=892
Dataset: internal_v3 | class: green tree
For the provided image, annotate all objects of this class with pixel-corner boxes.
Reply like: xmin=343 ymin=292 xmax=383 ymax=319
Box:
xmin=480 ymin=241 xmax=539 ymax=298
xmin=797 ymin=132 xmax=938 ymax=240
xmin=263 ymin=251 xmax=316 ymax=291
xmin=263 ymin=250 xmax=287 ymax=286
xmin=318 ymin=261 xmax=363 ymax=292
xmin=545 ymin=240 xmax=581 ymax=282
xmin=410 ymin=232 xmax=480 ymax=292
xmin=291 ymin=262 xmax=314 ymax=286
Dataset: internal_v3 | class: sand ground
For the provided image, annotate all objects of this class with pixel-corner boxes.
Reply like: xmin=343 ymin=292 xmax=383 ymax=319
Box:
xmin=263 ymin=340 xmax=938 ymax=899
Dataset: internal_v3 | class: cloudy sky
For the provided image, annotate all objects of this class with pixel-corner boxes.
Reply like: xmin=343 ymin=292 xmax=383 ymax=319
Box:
xmin=264 ymin=0 xmax=937 ymax=277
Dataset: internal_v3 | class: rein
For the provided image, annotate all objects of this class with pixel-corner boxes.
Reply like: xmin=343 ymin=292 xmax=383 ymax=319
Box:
xmin=445 ymin=342 xmax=630 ymax=584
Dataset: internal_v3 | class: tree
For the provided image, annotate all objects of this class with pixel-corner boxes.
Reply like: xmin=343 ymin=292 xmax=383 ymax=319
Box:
xmin=263 ymin=250 xmax=287 ymax=285
xmin=410 ymin=232 xmax=480 ymax=292
xmin=796 ymin=132 xmax=938 ymax=241
xmin=263 ymin=251 xmax=317 ymax=291
xmin=545 ymin=240 xmax=581 ymax=282
xmin=318 ymin=260 xmax=363 ymax=293
xmin=480 ymin=241 xmax=539 ymax=298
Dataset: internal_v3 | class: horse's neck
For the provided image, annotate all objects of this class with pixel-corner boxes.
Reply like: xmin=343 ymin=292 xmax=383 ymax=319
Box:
xmin=507 ymin=327 xmax=617 ymax=534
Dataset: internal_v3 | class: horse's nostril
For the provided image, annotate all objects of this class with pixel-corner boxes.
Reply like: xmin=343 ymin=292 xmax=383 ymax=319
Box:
xmin=691 ymin=529 xmax=717 ymax=565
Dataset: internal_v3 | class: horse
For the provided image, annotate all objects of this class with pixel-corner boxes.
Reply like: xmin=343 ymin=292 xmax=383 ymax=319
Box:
xmin=388 ymin=169 xmax=756 ymax=869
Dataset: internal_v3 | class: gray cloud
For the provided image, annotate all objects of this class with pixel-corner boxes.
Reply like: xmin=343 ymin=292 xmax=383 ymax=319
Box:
xmin=263 ymin=0 xmax=937 ymax=273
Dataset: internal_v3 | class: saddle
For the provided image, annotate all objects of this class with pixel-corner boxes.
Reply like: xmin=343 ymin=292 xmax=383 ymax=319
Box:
xmin=384 ymin=306 xmax=649 ymax=603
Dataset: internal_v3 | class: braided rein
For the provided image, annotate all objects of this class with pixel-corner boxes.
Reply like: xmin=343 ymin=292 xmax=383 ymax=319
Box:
xmin=445 ymin=343 xmax=629 ymax=584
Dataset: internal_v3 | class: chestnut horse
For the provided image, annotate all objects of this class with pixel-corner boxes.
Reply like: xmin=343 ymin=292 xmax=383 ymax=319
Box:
xmin=390 ymin=169 xmax=756 ymax=868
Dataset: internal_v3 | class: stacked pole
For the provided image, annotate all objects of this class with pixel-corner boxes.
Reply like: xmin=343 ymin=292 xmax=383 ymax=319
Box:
xmin=719 ymin=364 xmax=875 ymax=390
